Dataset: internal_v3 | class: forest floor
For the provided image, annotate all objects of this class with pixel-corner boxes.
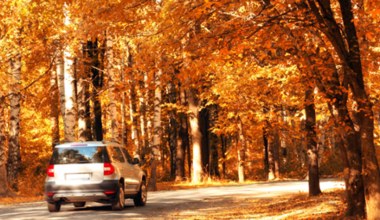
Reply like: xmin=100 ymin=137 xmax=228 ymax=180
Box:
xmin=166 ymin=191 xmax=347 ymax=219
xmin=0 ymin=180 xmax=350 ymax=219
xmin=157 ymin=181 xmax=348 ymax=219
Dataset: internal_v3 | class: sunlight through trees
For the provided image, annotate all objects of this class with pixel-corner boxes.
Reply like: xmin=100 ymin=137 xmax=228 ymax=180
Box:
xmin=0 ymin=0 xmax=379 ymax=218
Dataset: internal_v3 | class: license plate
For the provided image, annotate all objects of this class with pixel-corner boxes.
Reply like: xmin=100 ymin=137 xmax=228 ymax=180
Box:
xmin=66 ymin=173 xmax=91 ymax=180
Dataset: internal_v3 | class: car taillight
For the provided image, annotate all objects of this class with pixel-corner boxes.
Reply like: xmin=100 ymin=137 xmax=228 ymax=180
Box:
xmin=104 ymin=163 xmax=115 ymax=175
xmin=104 ymin=190 xmax=116 ymax=195
xmin=47 ymin=164 xmax=54 ymax=177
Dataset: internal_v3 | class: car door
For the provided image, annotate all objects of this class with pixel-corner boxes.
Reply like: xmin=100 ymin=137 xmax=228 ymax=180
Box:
xmin=120 ymin=147 xmax=140 ymax=192
xmin=107 ymin=145 xmax=127 ymax=179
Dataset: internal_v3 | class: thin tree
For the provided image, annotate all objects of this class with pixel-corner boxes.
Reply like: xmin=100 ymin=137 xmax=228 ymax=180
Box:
xmin=149 ymin=68 xmax=162 ymax=191
xmin=77 ymin=42 xmax=92 ymax=141
xmin=266 ymin=119 xmax=280 ymax=181
xmin=199 ymin=108 xmax=210 ymax=177
xmin=176 ymin=86 xmax=189 ymax=181
xmin=167 ymin=81 xmax=178 ymax=180
xmin=63 ymin=3 xmax=76 ymax=142
xmin=237 ymin=117 xmax=246 ymax=183
xmin=188 ymin=88 xmax=203 ymax=183
xmin=304 ymin=87 xmax=321 ymax=196
xmin=126 ymin=45 xmax=140 ymax=153
xmin=50 ymin=69 xmax=60 ymax=146
xmin=105 ymin=34 xmax=120 ymax=142
xmin=88 ymin=39 xmax=103 ymax=141
xmin=120 ymin=47 xmax=128 ymax=146
xmin=55 ymin=41 xmax=66 ymax=121
xmin=0 ymin=97 xmax=10 ymax=195
xmin=7 ymin=51 xmax=21 ymax=191
xmin=208 ymin=105 xmax=219 ymax=178
xmin=139 ymin=72 xmax=150 ymax=159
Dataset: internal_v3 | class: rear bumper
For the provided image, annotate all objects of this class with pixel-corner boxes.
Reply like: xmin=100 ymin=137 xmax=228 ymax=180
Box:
xmin=45 ymin=180 xmax=119 ymax=203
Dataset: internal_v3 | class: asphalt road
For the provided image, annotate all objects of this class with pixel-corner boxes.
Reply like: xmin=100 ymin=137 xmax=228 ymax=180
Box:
xmin=0 ymin=179 xmax=345 ymax=220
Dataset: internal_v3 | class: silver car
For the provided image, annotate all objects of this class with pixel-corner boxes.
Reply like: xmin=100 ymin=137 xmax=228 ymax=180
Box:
xmin=44 ymin=141 xmax=147 ymax=212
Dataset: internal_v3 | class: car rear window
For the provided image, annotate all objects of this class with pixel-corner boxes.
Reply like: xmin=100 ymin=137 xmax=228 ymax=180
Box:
xmin=50 ymin=146 xmax=108 ymax=164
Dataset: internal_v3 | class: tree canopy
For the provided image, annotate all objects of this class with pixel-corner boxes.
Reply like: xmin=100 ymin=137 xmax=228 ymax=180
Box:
xmin=1 ymin=0 xmax=380 ymax=218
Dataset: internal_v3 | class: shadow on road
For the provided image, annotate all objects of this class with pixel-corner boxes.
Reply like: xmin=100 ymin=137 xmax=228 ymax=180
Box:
xmin=0 ymin=179 xmax=345 ymax=220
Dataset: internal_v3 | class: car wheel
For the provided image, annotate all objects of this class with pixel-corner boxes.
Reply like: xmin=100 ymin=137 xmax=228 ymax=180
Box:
xmin=133 ymin=180 xmax=147 ymax=206
xmin=73 ymin=202 xmax=86 ymax=208
xmin=111 ymin=183 xmax=125 ymax=210
xmin=47 ymin=201 xmax=61 ymax=212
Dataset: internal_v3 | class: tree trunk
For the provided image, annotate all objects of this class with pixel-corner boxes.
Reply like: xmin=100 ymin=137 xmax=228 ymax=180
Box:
xmin=129 ymin=75 xmax=140 ymax=153
xmin=186 ymin=127 xmax=192 ymax=179
xmin=263 ymin=106 xmax=270 ymax=177
xmin=0 ymin=99 xmax=6 ymax=163
xmin=304 ymin=88 xmax=321 ymax=196
xmin=121 ymin=59 xmax=127 ymax=147
xmin=105 ymin=35 xmax=120 ymax=142
xmin=263 ymin=126 xmax=269 ymax=176
xmin=339 ymin=1 xmax=380 ymax=217
xmin=176 ymin=113 xmax=186 ymax=181
xmin=121 ymin=44 xmax=134 ymax=147
xmin=209 ymin=105 xmax=220 ymax=178
xmin=127 ymin=46 xmax=140 ymax=154
xmin=50 ymin=69 xmax=60 ymax=146
xmin=63 ymin=41 xmax=77 ymax=142
xmin=168 ymin=82 xmax=178 ymax=180
xmin=237 ymin=118 xmax=246 ymax=183
xmin=0 ymin=97 xmax=10 ymax=196
xmin=139 ymin=72 xmax=150 ymax=160
xmin=266 ymin=121 xmax=279 ymax=181
xmin=149 ymin=69 xmax=162 ymax=191
xmin=273 ymin=128 xmax=281 ymax=179
xmin=78 ymin=43 xmax=92 ymax=141
xmin=139 ymin=88 xmax=146 ymax=155
xmin=61 ymin=5 xmax=77 ymax=142
xmin=209 ymin=136 xmax=219 ymax=178
xmin=335 ymin=100 xmax=365 ymax=217
xmin=307 ymin=1 xmax=380 ymax=218
xmin=316 ymin=48 xmax=365 ymax=216
xmin=0 ymin=164 xmax=9 ymax=196
xmin=188 ymin=89 xmax=203 ymax=184
xmin=199 ymin=108 xmax=210 ymax=176
xmin=7 ymin=52 xmax=21 ymax=191
xmin=280 ymin=107 xmax=288 ymax=163
xmin=175 ymin=132 xmax=185 ymax=181
xmin=351 ymin=84 xmax=380 ymax=220
xmin=221 ymin=135 xmax=227 ymax=179
xmin=56 ymin=43 xmax=66 ymax=121
xmin=169 ymin=116 xmax=177 ymax=180
xmin=87 ymin=39 xmax=103 ymax=141
xmin=176 ymin=87 xmax=188 ymax=181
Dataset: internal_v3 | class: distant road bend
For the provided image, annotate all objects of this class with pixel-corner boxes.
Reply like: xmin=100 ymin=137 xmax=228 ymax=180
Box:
xmin=0 ymin=179 xmax=345 ymax=220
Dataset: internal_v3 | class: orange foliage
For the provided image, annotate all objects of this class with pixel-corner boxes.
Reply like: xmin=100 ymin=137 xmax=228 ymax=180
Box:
xmin=0 ymin=0 xmax=379 ymax=197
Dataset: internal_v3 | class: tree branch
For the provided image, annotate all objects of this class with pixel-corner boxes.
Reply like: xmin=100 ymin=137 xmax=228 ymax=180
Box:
xmin=0 ymin=54 xmax=56 ymax=101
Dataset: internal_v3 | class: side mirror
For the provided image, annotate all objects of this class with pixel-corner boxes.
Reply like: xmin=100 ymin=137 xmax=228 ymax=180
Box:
xmin=132 ymin=157 xmax=140 ymax=165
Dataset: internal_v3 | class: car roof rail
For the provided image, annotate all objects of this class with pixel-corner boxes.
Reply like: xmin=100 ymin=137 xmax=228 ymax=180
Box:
xmin=102 ymin=140 xmax=121 ymax=145
xmin=53 ymin=141 xmax=69 ymax=147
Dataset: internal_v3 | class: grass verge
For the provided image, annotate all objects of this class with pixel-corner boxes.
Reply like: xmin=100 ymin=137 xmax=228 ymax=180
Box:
xmin=166 ymin=190 xmax=348 ymax=219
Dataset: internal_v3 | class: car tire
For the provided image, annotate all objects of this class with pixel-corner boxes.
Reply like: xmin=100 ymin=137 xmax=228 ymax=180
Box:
xmin=73 ymin=202 xmax=86 ymax=208
xmin=47 ymin=201 xmax=61 ymax=212
xmin=111 ymin=183 xmax=125 ymax=210
xmin=133 ymin=180 xmax=147 ymax=206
